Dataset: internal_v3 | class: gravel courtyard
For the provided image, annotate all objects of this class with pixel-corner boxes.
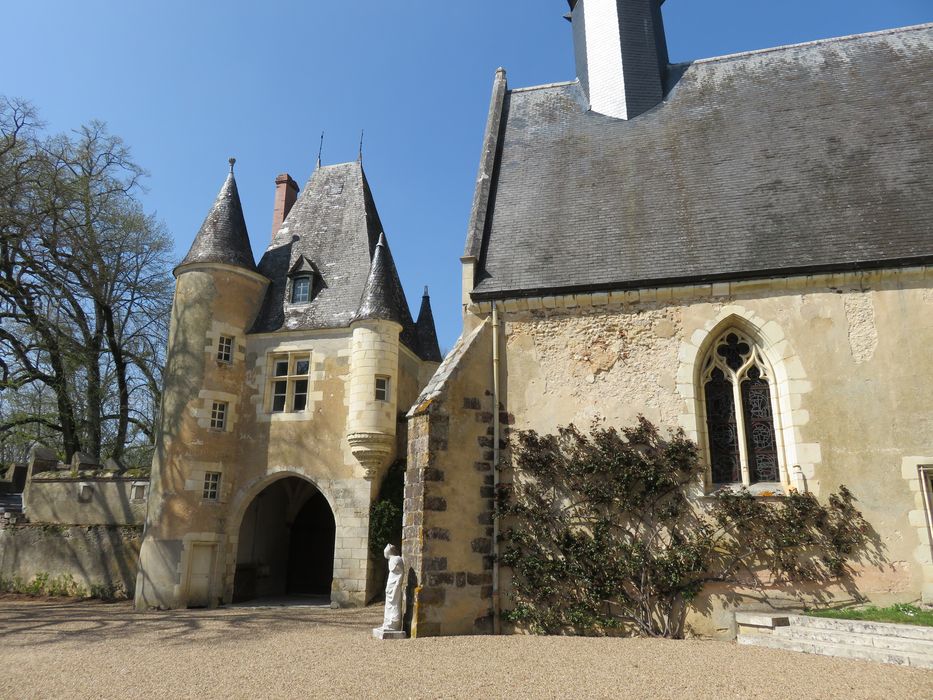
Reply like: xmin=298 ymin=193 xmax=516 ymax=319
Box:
xmin=0 ymin=598 xmax=929 ymax=699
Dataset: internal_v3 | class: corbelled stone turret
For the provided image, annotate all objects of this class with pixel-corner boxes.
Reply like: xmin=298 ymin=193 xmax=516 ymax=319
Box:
xmin=347 ymin=233 xmax=403 ymax=480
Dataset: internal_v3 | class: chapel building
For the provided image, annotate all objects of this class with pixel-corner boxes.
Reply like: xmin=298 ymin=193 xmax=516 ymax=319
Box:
xmin=402 ymin=1 xmax=933 ymax=637
xmin=135 ymin=160 xmax=441 ymax=609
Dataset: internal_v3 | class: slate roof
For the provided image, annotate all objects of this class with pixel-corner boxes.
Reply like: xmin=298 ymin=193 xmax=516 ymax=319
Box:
xmin=415 ymin=288 xmax=442 ymax=363
xmin=467 ymin=25 xmax=933 ymax=299
xmin=180 ymin=170 xmax=257 ymax=272
xmin=251 ymin=162 xmax=429 ymax=358
xmin=353 ymin=233 xmax=405 ymax=324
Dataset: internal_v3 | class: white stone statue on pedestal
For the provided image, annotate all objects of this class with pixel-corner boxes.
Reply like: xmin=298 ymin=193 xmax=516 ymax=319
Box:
xmin=373 ymin=544 xmax=407 ymax=639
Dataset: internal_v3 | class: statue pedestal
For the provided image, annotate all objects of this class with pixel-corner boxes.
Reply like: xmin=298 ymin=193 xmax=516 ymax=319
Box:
xmin=372 ymin=627 xmax=407 ymax=640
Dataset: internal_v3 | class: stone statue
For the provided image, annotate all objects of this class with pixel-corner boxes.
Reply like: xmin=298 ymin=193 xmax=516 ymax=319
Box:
xmin=373 ymin=543 xmax=407 ymax=639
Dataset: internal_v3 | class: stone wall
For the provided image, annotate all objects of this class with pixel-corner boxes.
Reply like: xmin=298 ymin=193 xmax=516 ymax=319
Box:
xmin=24 ymin=477 xmax=148 ymax=526
xmin=404 ymin=321 xmax=497 ymax=636
xmin=0 ymin=522 xmax=141 ymax=597
xmin=409 ymin=266 xmax=933 ymax=637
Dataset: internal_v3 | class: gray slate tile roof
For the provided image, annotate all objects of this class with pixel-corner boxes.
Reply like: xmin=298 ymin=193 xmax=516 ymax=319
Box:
xmin=180 ymin=172 xmax=257 ymax=272
xmin=415 ymin=288 xmax=442 ymax=363
xmin=250 ymin=162 xmax=429 ymax=358
xmin=469 ymin=25 xmax=933 ymax=299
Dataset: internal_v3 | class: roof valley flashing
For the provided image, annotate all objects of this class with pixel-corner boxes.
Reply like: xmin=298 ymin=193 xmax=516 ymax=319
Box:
xmin=568 ymin=0 xmax=668 ymax=120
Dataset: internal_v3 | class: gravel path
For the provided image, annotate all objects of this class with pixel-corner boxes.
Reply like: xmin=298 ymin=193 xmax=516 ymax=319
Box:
xmin=1 ymin=598 xmax=929 ymax=699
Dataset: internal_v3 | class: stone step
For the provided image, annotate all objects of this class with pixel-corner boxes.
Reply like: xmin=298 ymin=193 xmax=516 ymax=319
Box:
xmin=787 ymin=614 xmax=933 ymax=641
xmin=739 ymin=631 xmax=933 ymax=670
xmin=775 ymin=624 xmax=933 ymax=656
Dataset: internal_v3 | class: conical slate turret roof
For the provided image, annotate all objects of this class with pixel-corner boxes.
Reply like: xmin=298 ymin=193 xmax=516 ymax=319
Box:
xmin=180 ymin=162 xmax=257 ymax=272
xmin=353 ymin=233 xmax=405 ymax=324
xmin=415 ymin=287 xmax=442 ymax=362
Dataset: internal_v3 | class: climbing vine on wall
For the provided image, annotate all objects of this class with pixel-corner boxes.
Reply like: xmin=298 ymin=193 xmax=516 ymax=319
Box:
xmin=369 ymin=460 xmax=405 ymax=557
xmin=499 ymin=417 xmax=871 ymax=638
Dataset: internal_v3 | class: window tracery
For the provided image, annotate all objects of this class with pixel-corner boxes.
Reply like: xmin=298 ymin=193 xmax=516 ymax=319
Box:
xmin=701 ymin=330 xmax=780 ymax=486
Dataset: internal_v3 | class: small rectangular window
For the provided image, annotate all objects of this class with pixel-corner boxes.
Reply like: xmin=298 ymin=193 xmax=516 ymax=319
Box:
xmin=293 ymin=379 xmax=309 ymax=412
xmin=291 ymin=277 xmax=311 ymax=304
xmin=203 ymin=472 xmax=221 ymax=501
xmin=130 ymin=483 xmax=147 ymax=501
xmin=274 ymin=359 xmax=289 ymax=377
xmin=294 ymin=357 xmax=310 ymax=376
xmin=217 ymin=335 xmax=234 ymax=363
xmin=272 ymin=381 xmax=287 ymax=413
xmin=210 ymin=401 xmax=227 ymax=430
xmin=375 ymin=376 xmax=389 ymax=402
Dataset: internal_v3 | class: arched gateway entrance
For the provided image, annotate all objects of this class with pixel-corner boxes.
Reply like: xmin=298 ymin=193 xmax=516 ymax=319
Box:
xmin=232 ymin=477 xmax=336 ymax=603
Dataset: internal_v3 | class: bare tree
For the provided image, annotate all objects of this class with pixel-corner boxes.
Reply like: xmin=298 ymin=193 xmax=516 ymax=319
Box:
xmin=0 ymin=97 xmax=172 ymax=467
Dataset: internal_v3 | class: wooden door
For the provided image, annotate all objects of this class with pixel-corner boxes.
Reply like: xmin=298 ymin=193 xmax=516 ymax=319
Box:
xmin=187 ymin=543 xmax=215 ymax=608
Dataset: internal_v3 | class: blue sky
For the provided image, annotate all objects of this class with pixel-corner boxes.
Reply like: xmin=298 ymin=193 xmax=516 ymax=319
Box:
xmin=2 ymin=1 xmax=929 ymax=350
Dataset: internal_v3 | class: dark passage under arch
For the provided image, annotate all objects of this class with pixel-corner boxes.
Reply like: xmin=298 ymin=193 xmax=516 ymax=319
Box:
xmin=233 ymin=477 xmax=335 ymax=602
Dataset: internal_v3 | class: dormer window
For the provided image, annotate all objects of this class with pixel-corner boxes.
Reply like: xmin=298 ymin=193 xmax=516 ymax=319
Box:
xmin=287 ymin=256 xmax=324 ymax=305
xmin=291 ymin=276 xmax=311 ymax=304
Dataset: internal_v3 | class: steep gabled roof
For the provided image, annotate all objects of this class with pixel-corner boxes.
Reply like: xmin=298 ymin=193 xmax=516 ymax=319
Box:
xmin=180 ymin=166 xmax=257 ymax=273
xmin=469 ymin=24 xmax=933 ymax=299
xmin=251 ymin=162 xmax=423 ymax=354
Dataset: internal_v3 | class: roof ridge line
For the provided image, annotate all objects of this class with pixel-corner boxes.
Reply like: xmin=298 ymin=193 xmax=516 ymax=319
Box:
xmin=509 ymin=80 xmax=578 ymax=94
xmin=682 ymin=22 xmax=933 ymax=68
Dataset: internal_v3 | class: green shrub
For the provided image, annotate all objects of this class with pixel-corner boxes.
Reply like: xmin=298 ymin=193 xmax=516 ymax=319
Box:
xmin=369 ymin=460 xmax=405 ymax=557
xmin=500 ymin=417 xmax=871 ymax=638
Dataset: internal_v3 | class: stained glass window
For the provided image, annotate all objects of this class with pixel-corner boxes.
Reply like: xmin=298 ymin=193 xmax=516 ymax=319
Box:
xmin=702 ymin=330 xmax=782 ymax=486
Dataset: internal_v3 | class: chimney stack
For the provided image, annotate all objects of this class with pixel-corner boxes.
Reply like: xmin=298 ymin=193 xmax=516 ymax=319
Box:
xmin=271 ymin=173 xmax=299 ymax=236
xmin=567 ymin=0 xmax=669 ymax=120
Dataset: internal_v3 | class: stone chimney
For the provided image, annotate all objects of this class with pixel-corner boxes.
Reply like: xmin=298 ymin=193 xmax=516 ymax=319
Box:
xmin=271 ymin=173 xmax=299 ymax=236
xmin=567 ymin=0 xmax=669 ymax=120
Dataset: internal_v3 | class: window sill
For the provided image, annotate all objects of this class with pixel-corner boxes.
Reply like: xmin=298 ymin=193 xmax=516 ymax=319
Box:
xmin=703 ymin=482 xmax=787 ymax=498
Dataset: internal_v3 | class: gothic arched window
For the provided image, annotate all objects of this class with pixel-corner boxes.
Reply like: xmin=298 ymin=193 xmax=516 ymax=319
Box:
xmin=701 ymin=330 xmax=780 ymax=486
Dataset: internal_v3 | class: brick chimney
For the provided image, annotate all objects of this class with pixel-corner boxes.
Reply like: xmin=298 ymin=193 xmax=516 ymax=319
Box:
xmin=567 ymin=0 xmax=669 ymax=120
xmin=271 ymin=173 xmax=299 ymax=236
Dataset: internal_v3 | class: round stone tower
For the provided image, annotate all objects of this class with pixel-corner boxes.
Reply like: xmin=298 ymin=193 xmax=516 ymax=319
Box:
xmin=346 ymin=233 xmax=402 ymax=482
xmin=136 ymin=160 xmax=268 ymax=610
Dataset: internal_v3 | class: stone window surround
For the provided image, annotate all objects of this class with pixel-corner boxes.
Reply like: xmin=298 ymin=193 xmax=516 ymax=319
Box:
xmin=184 ymin=461 xmax=230 ymax=504
xmin=209 ymin=401 xmax=228 ymax=431
xmin=130 ymin=482 xmax=148 ymax=502
xmin=204 ymin=320 xmax=245 ymax=365
xmin=698 ymin=327 xmax=785 ymax=490
xmin=193 ymin=389 xmax=239 ymax=432
xmin=676 ymin=306 xmax=817 ymax=496
xmin=902 ymin=457 xmax=933 ymax=604
xmin=375 ymin=375 xmax=390 ymax=402
xmin=253 ymin=342 xmax=326 ymax=423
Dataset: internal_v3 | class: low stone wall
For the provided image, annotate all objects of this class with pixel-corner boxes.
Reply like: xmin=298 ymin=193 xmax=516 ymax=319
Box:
xmin=0 ymin=523 xmax=142 ymax=597
xmin=24 ymin=477 xmax=148 ymax=526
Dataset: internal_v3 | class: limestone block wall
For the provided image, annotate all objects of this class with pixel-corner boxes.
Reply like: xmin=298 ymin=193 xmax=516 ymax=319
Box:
xmin=468 ymin=265 xmax=933 ymax=636
xmin=0 ymin=523 xmax=141 ymax=597
xmin=24 ymin=477 xmax=148 ymax=526
xmin=404 ymin=321 xmax=497 ymax=637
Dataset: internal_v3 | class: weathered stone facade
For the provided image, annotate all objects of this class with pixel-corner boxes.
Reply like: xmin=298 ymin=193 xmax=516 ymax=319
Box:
xmin=405 ymin=266 xmax=933 ymax=637
xmin=135 ymin=163 xmax=440 ymax=610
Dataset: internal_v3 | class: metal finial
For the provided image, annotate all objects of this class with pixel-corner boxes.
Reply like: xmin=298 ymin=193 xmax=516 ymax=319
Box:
xmin=317 ymin=132 xmax=324 ymax=168
xmin=358 ymin=129 xmax=364 ymax=163
xmin=228 ymin=157 xmax=236 ymax=173
xmin=423 ymin=285 xmax=429 ymax=297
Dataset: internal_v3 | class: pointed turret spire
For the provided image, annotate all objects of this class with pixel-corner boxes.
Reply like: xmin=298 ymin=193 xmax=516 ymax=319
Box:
xmin=352 ymin=233 xmax=404 ymax=324
xmin=179 ymin=160 xmax=257 ymax=272
xmin=415 ymin=286 xmax=442 ymax=362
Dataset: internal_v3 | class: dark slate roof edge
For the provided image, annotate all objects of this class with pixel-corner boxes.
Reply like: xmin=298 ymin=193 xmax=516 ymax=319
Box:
xmin=470 ymin=256 xmax=933 ymax=301
xmin=463 ymin=67 xmax=509 ymax=259
xmin=681 ymin=22 xmax=933 ymax=69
